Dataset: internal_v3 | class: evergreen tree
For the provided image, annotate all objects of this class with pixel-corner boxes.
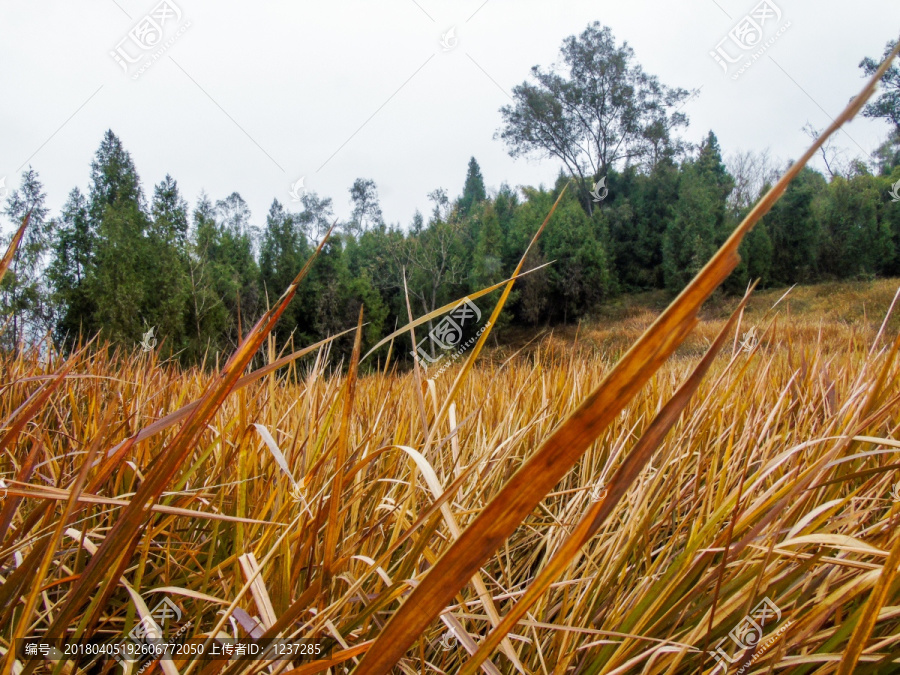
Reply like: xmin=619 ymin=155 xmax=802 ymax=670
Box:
xmin=815 ymin=174 xmax=894 ymax=279
xmin=2 ymin=168 xmax=52 ymax=345
xmin=50 ymin=188 xmax=94 ymax=344
xmin=184 ymin=193 xmax=229 ymax=361
xmin=260 ymin=199 xmax=310 ymax=343
xmin=458 ymin=157 xmax=487 ymax=216
xmin=608 ymin=161 xmax=679 ymax=290
xmin=214 ymin=192 xmax=261 ymax=340
xmin=145 ymin=175 xmax=191 ymax=351
xmin=471 ymin=202 xmax=504 ymax=289
xmin=763 ymin=167 xmax=826 ymax=285
xmin=151 ymin=174 xmax=189 ymax=241
xmin=662 ymin=133 xmax=733 ymax=291
xmin=82 ymin=131 xmax=163 ymax=346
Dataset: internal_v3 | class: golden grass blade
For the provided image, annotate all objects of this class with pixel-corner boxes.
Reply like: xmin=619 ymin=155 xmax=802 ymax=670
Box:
xmin=391 ymin=445 xmax=524 ymax=673
xmin=239 ymin=552 xmax=278 ymax=629
xmin=0 ymin=482 xmax=288 ymax=526
xmin=457 ymin=288 xmax=754 ymax=674
xmin=401 ymin=269 xmax=430 ymax=437
xmin=280 ymin=641 xmax=374 ymax=675
xmin=0 ymin=214 xmax=29 ymax=286
xmin=0 ymin=348 xmax=86 ymax=457
xmin=361 ymin=262 xmax=554 ymax=363
xmin=323 ymin=306 xmax=364 ymax=591
xmin=351 ymin=46 xmax=898 ymax=674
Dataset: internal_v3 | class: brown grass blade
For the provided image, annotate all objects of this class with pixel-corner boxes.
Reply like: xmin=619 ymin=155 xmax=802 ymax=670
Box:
xmin=322 ymin=306 xmax=364 ymax=591
xmin=0 ymin=482 xmax=289 ymax=526
xmin=361 ymin=261 xmax=554 ymax=363
xmin=2 ymin=407 xmax=106 ymax=675
xmin=0 ymin=213 xmax=29 ymax=285
xmin=351 ymin=46 xmax=897 ymax=674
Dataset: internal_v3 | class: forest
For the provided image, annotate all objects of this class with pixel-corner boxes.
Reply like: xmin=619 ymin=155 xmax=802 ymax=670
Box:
xmin=3 ymin=27 xmax=899 ymax=364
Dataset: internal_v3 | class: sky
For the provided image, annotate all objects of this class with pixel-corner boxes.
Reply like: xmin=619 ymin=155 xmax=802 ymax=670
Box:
xmin=0 ymin=0 xmax=897 ymax=231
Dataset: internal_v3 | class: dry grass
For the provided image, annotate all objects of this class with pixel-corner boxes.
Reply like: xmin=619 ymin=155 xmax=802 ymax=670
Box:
xmin=1 ymin=278 xmax=899 ymax=674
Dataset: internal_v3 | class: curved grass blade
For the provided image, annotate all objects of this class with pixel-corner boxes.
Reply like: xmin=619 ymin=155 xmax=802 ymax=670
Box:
xmin=361 ymin=262 xmax=554 ymax=363
xmin=0 ymin=213 xmax=29 ymax=285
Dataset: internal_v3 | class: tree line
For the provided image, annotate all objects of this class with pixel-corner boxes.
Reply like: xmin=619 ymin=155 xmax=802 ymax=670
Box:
xmin=2 ymin=26 xmax=898 ymax=365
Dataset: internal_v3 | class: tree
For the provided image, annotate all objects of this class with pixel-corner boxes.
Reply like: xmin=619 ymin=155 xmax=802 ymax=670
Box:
xmin=498 ymin=22 xmax=690 ymax=212
xmin=184 ymin=193 xmax=228 ymax=361
xmin=762 ymin=167 xmax=826 ymax=285
xmin=260 ymin=199 xmax=310 ymax=343
xmin=541 ymin=193 xmax=615 ymax=321
xmin=458 ymin=157 xmax=487 ymax=216
xmin=151 ymin=174 xmax=189 ymax=241
xmin=471 ymin=202 xmax=504 ymax=290
xmin=296 ymin=191 xmax=335 ymax=245
xmin=214 ymin=192 xmax=261 ymax=337
xmin=859 ymin=40 xmax=900 ymax=130
xmin=607 ymin=161 xmax=680 ymax=290
xmin=144 ymin=175 xmax=191 ymax=350
xmin=2 ymin=168 xmax=52 ymax=345
xmin=881 ymin=167 xmax=900 ymax=275
xmin=49 ymin=188 xmax=94 ymax=344
xmin=84 ymin=131 xmax=153 ymax=345
xmin=348 ymin=178 xmax=384 ymax=236
xmin=726 ymin=149 xmax=778 ymax=216
xmin=403 ymin=190 xmax=469 ymax=351
xmin=662 ymin=133 xmax=734 ymax=292
xmin=427 ymin=188 xmax=451 ymax=224
xmin=860 ymin=40 xmax=900 ymax=174
xmin=815 ymin=174 xmax=894 ymax=279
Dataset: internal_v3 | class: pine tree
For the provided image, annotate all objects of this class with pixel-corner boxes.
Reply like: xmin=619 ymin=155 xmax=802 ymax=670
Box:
xmin=145 ymin=175 xmax=191 ymax=352
xmin=2 ymin=168 xmax=52 ymax=345
xmin=260 ymin=199 xmax=310 ymax=343
xmin=459 ymin=157 xmax=487 ymax=216
xmin=49 ymin=188 xmax=93 ymax=344
xmin=663 ymin=134 xmax=733 ymax=291
xmin=84 ymin=131 xmax=152 ymax=345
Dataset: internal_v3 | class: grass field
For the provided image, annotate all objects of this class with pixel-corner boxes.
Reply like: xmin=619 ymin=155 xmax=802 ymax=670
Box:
xmin=2 ymin=274 xmax=900 ymax=674
xmin=4 ymin=61 xmax=900 ymax=672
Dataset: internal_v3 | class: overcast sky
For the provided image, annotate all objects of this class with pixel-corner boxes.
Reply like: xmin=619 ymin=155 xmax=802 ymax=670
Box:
xmin=1 ymin=0 xmax=897 ymax=231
